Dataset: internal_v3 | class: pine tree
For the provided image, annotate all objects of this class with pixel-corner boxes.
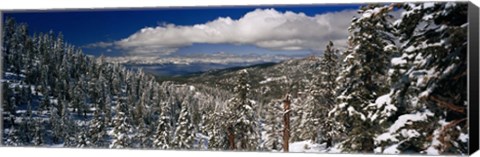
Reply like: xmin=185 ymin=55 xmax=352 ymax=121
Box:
xmin=297 ymin=95 xmax=319 ymax=142
xmin=317 ymin=41 xmax=341 ymax=147
xmin=289 ymin=97 xmax=306 ymax=143
xmin=172 ymin=103 xmax=196 ymax=149
xmin=2 ymin=82 xmax=17 ymax=129
xmin=72 ymin=77 xmax=87 ymax=116
xmin=31 ymin=116 xmax=45 ymax=146
xmin=3 ymin=124 xmax=22 ymax=146
xmin=76 ymin=127 xmax=91 ymax=148
xmin=3 ymin=17 xmax=16 ymax=70
xmin=153 ymin=101 xmax=173 ymax=149
xmin=110 ymin=97 xmax=133 ymax=149
xmin=224 ymin=69 xmax=260 ymax=151
xmin=374 ymin=2 xmax=468 ymax=154
xmin=60 ymin=99 xmax=79 ymax=147
xmin=132 ymin=90 xmax=153 ymax=148
xmin=262 ymin=100 xmax=283 ymax=151
xmin=89 ymin=109 xmax=107 ymax=147
xmin=197 ymin=110 xmax=210 ymax=150
xmin=17 ymin=112 xmax=33 ymax=145
xmin=49 ymin=104 xmax=62 ymax=144
xmin=104 ymin=94 xmax=113 ymax=126
xmin=205 ymin=107 xmax=228 ymax=150
xmin=331 ymin=4 xmax=397 ymax=152
xmin=298 ymin=42 xmax=340 ymax=144
xmin=14 ymin=103 xmax=35 ymax=146
xmin=134 ymin=116 xmax=152 ymax=148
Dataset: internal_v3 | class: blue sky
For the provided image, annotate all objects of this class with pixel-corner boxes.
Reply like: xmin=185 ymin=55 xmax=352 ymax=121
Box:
xmin=3 ymin=4 xmax=361 ymax=62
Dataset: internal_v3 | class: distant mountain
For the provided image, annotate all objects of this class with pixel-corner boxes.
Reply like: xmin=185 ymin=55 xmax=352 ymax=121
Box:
xmin=182 ymin=56 xmax=322 ymax=104
xmin=124 ymin=62 xmax=273 ymax=77
xmin=105 ymin=53 xmax=306 ymax=65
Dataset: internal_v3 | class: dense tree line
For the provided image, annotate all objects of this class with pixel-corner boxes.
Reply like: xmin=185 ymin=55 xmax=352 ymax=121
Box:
xmin=1 ymin=18 xmax=231 ymax=149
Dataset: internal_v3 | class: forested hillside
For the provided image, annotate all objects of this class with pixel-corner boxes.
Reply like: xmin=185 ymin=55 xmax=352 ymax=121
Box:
xmin=1 ymin=18 xmax=232 ymax=149
xmin=2 ymin=2 xmax=469 ymax=155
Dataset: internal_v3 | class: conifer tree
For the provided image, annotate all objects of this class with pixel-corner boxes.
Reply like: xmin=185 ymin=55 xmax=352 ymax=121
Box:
xmin=31 ymin=120 xmax=44 ymax=146
xmin=331 ymin=4 xmax=397 ymax=152
xmin=4 ymin=124 xmax=22 ymax=146
xmin=299 ymin=41 xmax=341 ymax=144
xmin=153 ymin=101 xmax=173 ymax=149
xmin=3 ymin=17 xmax=16 ymax=70
xmin=76 ymin=127 xmax=91 ymax=148
xmin=104 ymin=94 xmax=113 ymax=126
xmin=132 ymin=89 xmax=153 ymax=148
xmin=17 ymin=112 xmax=33 ymax=145
xmin=374 ymin=2 xmax=468 ymax=154
xmin=262 ymin=100 xmax=283 ymax=151
xmin=316 ymin=41 xmax=341 ymax=147
xmin=89 ymin=109 xmax=107 ymax=147
xmin=206 ymin=109 xmax=228 ymax=150
xmin=2 ymin=82 xmax=16 ymax=128
xmin=61 ymin=99 xmax=79 ymax=147
xmin=134 ymin=116 xmax=152 ymax=148
xmin=49 ymin=104 xmax=62 ymax=143
xmin=110 ymin=97 xmax=133 ymax=149
xmin=225 ymin=69 xmax=259 ymax=151
xmin=289 ymin=98 xmax=306 ymax=143
xmin=197 ymin=110 xmax=210 ymax=150
xmin=172 ymin=103 xmax=196 ymax=149
xmin=16 ymin=103 xmax=35 ymax=146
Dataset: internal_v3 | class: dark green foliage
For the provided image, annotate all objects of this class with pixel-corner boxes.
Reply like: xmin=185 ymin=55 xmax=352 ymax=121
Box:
xmin=222 ymin=70 xmax=260 ymax=151
xmin=332 ymin=4 xmax=398 ymax=152
xmin=374 ymin=2 xmax=469 ymax=154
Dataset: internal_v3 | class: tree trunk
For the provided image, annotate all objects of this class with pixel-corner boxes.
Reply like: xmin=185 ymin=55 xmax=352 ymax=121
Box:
xmin=283 ymin=94 xmax=291 ymax=152
xmin=227 ymin=126 xmax=235 ymax=150
xmin=326 ymin=138 xmax=332 ymax=148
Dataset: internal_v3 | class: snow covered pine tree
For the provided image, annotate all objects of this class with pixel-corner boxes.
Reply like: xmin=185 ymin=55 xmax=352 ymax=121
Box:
xmin=331 ymin=4 xmax=398 ymax=153
xmin=224 ymin=70 xmax=260 ymax=151
xmin=263 ymin=100 xmax=283 ymax=151
xmin=374 ymin=2 xmax=468 ymax=155
xmin=316 ymin=41 xmax=341 ymax=148
xmin=153 ymin=100 xmax=173 ymax=149
xmin=172 ymin=102 xmax=196 ymax=149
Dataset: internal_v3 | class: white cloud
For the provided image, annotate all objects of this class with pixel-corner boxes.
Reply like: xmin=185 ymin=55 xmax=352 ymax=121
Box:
xmin=83 ymin=41 xmax=114 ymax=48
xmin=92 ymin=8 xmax=358 ymax=55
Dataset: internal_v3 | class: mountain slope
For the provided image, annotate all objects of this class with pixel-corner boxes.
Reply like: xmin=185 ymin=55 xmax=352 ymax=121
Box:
xmin=183 ymin=56 xmax=322 ymax=104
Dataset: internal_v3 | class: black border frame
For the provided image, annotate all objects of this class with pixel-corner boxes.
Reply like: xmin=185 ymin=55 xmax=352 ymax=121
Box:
xmin=468 ymin=1 xmax=479 ymax=155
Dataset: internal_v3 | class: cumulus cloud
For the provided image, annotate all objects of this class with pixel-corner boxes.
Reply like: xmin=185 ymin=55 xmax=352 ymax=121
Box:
xmin=83 ymin=41 xmax=114 ymax=48
xmin=91 ymin=8 xmax=358 ymax=55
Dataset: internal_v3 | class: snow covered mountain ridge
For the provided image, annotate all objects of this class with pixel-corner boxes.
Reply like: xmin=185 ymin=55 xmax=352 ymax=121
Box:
xmin=104 ymin=53 xmax=306 ymax=65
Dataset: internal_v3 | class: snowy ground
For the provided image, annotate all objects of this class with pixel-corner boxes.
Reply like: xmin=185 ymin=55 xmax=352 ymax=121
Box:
xmin=281 ymin=140 xmax=341 ymax=153
xmin=288 ymin=140 xmax=326 ymax=153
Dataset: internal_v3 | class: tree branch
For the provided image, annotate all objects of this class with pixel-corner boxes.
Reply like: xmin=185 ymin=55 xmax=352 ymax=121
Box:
xmin=429 ymin=95 xmax=465 ymax=114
